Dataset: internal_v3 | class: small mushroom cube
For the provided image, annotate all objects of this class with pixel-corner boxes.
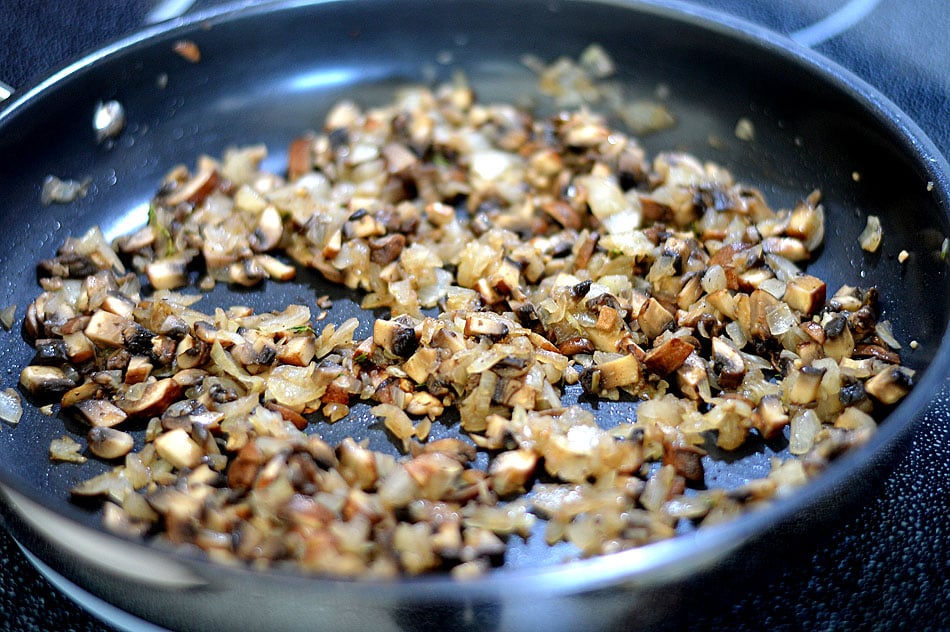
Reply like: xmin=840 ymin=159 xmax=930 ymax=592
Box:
xmin=368 ymin=234 xmax=406 ymax=265
xmin=73 ymin=398 xmax=129 ymax=428
xmin=175 ymin=335 xmax=208 ymax=370
xmin=163 ymin=160 xmax=218 ymax=206
xmin=787 ymin=365 xmax=827 ymax=405
xmin=402 ymin=347 xmax=439 ymax=384
xmin=373 ymin=319 xmax=419 ymax=358
xmin=405 ymin=391 xmax=444 ymax=418
xmin=63 ymin=331 xmax=96 ymax=363
xmin=249 ymin=205 xmax=284 ymax=252
xmin=463 ymin=314 xmax=510 ymax=340
xmin=154 ymin=428 xmax=204 ymax=470
xmin=85 ymin=310 xmax=134 ymax=348
xmin=146 ymin=256 xmax=191 ymax=291
xmin=864 ymin=365 xmax=914 ymax=405
xmin=125 ymin=356 xmax=154 ymax=384
xmin=784 ymin=275 xmax=826 ymax=315
xmin=19 ymin=365 xmax=76 ymax=398
xmin=582 ymin=353 xmax=642 ymax=394
xmin=753 ymin=394 xmax=789 ymax=439
xmin=87 ymin=427 xmax=134 ymax=459
xmin=643 ymin=337 xmax=694 ymax=376
xmin=711 ymin=336 xmax=746 ymax=390
xmin=276 ymin=334 xmax=316 ymax=367
xmin=822 ymin=313 xmax=855 ymax=361
xmin=786 ymin=199 xmax=824 ymax=246
xmin=255 ymin=254 xmax=296 ymax=281
xmin=116 ymin=378 xmax=182 ymax=418
xmin=100 ymin=294 xmax=136 ymax=320
xmin=763 ymin=236 xmax=809 ymax=261
xmin=637 ymin=298 xmax=674 ymax=340
xmin=489 ymin=449 xmax=538 ymax=496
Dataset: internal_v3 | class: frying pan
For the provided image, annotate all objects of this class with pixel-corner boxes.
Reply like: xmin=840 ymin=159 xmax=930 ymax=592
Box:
xmin=1 ymin=0 xmax=948 ymax=630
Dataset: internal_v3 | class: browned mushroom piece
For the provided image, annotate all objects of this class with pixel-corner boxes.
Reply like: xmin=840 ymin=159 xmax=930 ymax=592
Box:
xmin=787 ymin=365 xmax=827 ymax=406
xmin=637 ymin=298 xmax=675 ymax=341
xmin=374 ymin=319 xmax=419 ymax=357
xmin=19 ymin=365 xmax=76 ymax=398
xmin=125 ymin=356 xmax=154 ymax=384
xmin=822 ymin=313 xmax=855 ymax=361
xmin=153 ymin=427 xmax=204 ymax=470
xmin=784 ymin=274 xmax=827 ymax=315
xmin=369 ymin=234 xmax=406 ymax=265
xmin=762 ymin=236 xmax=810 ymax=262
xmin=711 ymin=336 xmax=745 ymax=390
xmin=228 ymin=258 xmax=267 ymax=287
xmin=286 ymin=136 xmax=314 ymax=180
xmin=115 ymin=378 xmax=182 ymax=418
xmin=643 ymin=337 xmax=694 ymax=376
xmin=753 ymin=394 xmax=790 ymax=439
xmin=662 ymin=442 xmax=705 ymax=482
xmin=84 ymin=310 xmax=134 ymax=348
xmin=276 ymin=334 xmax=316 ymax=367
xmin=162 ymin=158 xmax=218 ymax=206
xmin=864 ymin=365 xmax=914 ymax=404
xmin=581 ymin=353 xmax=642 ymax=394
xmin=463 ymin=314 xmax=509 ymax=340
xmin=87 ymin=426 xmax=135 ymax=459
xmin=489 ymin=449 xmax=538 ymax=496
xmin=73 ymin=398 xmax=129 ymax=428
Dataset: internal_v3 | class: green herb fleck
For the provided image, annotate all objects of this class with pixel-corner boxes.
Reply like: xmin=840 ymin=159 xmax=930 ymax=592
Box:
xmin=148 ymin=203 xmax=176 ymax=257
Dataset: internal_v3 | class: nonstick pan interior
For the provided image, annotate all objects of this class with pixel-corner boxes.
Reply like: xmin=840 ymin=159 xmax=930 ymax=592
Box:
xmin=0 ymin=1 xmax=948 ymax=630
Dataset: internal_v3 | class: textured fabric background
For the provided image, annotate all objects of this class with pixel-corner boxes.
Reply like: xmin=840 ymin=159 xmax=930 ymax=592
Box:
xmin=1 ymin=1 xmax=947 ymax=630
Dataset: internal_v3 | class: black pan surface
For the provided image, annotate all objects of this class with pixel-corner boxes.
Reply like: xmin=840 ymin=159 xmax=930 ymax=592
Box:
xmin=0 ymin=1 xmax=948 ymax=630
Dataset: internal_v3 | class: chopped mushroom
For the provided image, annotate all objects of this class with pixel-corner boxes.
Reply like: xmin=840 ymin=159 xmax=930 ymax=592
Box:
xmin=784 ymin=275 xmax=826 ymax=315
xmin=864 ymin=366 xmax=914 ymax=404
xmin=14 ymin=66 xmax=919 ymax=579
xmin=146 ymin=256 xmax=190 ymax=290
xmin=20 ymin=365 xmax=75 ymax=398
xmin=153 ymin=427 xmax=204 ymax=470
xmin=73 ymin=398 xmax=129 ymax=428
xmin=87 ymin=427 xmax=135 ymax=459
xmin=711 ymin=337 xmax=745 ymax=390
xmin=643 ymin=337 xmax=694 ymax=376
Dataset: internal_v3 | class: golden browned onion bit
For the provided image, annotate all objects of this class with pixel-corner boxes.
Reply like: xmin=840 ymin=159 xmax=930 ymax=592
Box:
xmin=172 ymin=40 xmax=201 ymax=64
xmin=20 ymin=57 xmax=915 ymax=577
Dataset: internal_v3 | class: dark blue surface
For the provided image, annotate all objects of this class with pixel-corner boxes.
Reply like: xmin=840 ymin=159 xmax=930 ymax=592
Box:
xmin=0 ymin=1 xmax=947 ymax=630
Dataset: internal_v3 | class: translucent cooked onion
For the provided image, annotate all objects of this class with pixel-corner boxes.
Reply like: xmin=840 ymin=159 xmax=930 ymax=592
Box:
xmin=0 ymin=304 xmax=15 ymax=330
xmin=875 ymin=320 xmax=901 ymax=349
xmin=0 ymin=388 xmax=23 ymax=424
xmin=766 ymin=302 xmax=797 ymax=336
xmin=858 ymin=215 xmax=882 ymax=252
xmin=579 ymin=174 xmax=628 ymax=220
xmin=701 ymin=264 xmax=727 ymax=293
xmin=789 ymin=409 xmax=821 ymax=455
xmin=266 ymin=364 xmax=323 ymax=410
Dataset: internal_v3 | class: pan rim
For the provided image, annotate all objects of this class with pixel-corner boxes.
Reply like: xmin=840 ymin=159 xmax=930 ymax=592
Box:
xmin=1 ymin=0 xmax=949 ymax=599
